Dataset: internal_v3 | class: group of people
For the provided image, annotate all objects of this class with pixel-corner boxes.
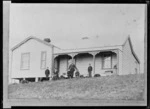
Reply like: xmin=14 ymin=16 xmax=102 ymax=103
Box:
xmin=67 ymin=63 xmax=93 ymax=78
xmin=45 ymin=63 xmax=93 ymax=80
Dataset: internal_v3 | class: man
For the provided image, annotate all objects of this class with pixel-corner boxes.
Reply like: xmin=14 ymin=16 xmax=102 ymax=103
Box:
xmin=53 ymin=68 xmax=59 ymax=80
xmin=68 ymin=63 xmax=77 ymax=78
xmin=45 ymin=67 xmax=50 ymax=80
xmin=88 ymin=64 xmax=92 ymax=77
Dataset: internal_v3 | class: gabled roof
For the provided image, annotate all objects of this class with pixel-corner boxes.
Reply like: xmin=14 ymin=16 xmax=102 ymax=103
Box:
xmin=53 ymin=35 xmax=127 ymax=50
xmin=123 ymin=36 xmax=140 ymax=64
xmin=54 ymin=35 xmax=140 ymax=64
xmin=11 ymin=36 xmax=55 ymax=51
xmin=54 ymin=35 xmax=127 ymax=54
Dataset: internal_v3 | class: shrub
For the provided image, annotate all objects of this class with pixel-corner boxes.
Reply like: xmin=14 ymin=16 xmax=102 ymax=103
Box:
xmin=52 ymin=76 xmax=57 ymax=80
xmin=94 ymin=74 xmax=101 ymax=77
xmin=80 ymin=75 xmax=84 ymax=78
xmin=21 ymin=80 xmax=28 ymax=84
xmin=60 ymin=75 xmax=66 ymax=79
xmin=85 ymin=76 xmax=89 ymax=78
xmin=26 ymin=78 xmax=35 ymax=82
xmin=40 ymin=78 xmax=43 ymax=81
xmin=75 ymin=71 xmax=80 ymax=77
xmin=52 ymin=75 xmax=59 ymax=80
xmin=41 ymin=77 xmax=49 ymax=82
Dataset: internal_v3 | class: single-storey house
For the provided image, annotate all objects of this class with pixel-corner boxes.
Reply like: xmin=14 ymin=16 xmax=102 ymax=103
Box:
xmin=10 ymin=36 xmax=54 ymax=83
xmin=10 ymin=35 xmax=140 ymax=83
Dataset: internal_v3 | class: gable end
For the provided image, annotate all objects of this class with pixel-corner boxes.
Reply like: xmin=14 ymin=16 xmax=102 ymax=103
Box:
xmin=11 ymin=36 xmax=54 ymax=51
xmin=123 ymin=36 xmax=140 ymax=64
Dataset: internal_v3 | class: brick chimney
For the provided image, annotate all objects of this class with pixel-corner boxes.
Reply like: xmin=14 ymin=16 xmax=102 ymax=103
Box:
xmin=44 ymin=38 xmax=51 ymax=43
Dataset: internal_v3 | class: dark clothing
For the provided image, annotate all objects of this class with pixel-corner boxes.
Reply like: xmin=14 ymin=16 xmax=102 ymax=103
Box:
xmin=69 ymin=64 xmax=76 ymax=72
xmin=88 ymin=71 xmax=92 ymax=77
xmin=68 ymin=70 xmax=74 ymax=79
xmin=45 ymin=69 xmax=50 ymax=78
xmin=67 ymin=71 xmax=72 ymax=79
xmin=88 ymin=66 xmax=92 ymax=72
xmin=67 ymin=71 xmax=74 ymax=79
xmin=53 ymin=70 xmax=59 ymax=80
xmin=68 ymin=64 xmax=77 ymax=78
xmin=88 ymin=66 xmax=92 ymax=77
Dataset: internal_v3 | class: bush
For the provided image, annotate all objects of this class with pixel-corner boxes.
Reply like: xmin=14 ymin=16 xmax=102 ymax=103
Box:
xmin=85 ymin=76 xmax=89 ymax=78
xmin=75 ymin=71 xmax=80 ymax=77
xmin=21 ymin=80 xmax=29 ymax=84
xmin=80 ymin=75 xmax=84 ymax=78
xmin=60 ymin=75 xmax=66 ymax=79
xmin=41 ymin=77 xmax=49 ymax=82
xmin=26 ymin=78 xmax=35 ymax=82
xmin=94 ymin=74 xmax=101 ymax=77
xmin=52 ymin=75 xmax=59 ymax=80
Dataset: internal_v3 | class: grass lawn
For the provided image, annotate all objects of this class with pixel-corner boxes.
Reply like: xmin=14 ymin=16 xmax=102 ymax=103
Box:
xmin=8 ymin=74 xmax=145 ymax=101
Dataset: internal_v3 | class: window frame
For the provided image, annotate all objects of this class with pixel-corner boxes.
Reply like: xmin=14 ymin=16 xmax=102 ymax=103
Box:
xmin=40 ymin=51 xmax=47 ymax=69
xmin=20 ymin=52 xmax=30 ymax=70
xmin=102 ymin=53 xmax=112 ymax=69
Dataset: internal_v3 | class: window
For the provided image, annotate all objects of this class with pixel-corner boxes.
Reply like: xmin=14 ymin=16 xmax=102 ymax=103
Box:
xmin=21 ymin=53 xmax=30 ymax=70
xmin=102 ymin=53 xmax=112 ymax=69
xmin=41 ymin=51 xmax=47 ymax=69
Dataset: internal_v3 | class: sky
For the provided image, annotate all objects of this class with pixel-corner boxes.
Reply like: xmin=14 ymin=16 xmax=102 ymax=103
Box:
xmin=9 ymin=4 xmax=145 ymax=73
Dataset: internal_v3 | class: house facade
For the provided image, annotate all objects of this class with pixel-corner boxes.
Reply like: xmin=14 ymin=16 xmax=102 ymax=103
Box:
xmin=54 ymin=36 xmax=140 ymax=77
xmin=10 ymin=37 xmax=54 ymax=83
xmin=10 ymin=36 xmax=140 ymax=84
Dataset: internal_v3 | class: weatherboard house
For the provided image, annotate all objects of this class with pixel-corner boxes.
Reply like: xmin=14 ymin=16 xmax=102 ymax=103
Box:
xmin=10 ymin=36 xmax=140 ymax=83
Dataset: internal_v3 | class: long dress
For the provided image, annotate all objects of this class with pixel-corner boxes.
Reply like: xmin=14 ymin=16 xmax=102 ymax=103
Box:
xmin=68 ymin=64 xmax=76 ymax=78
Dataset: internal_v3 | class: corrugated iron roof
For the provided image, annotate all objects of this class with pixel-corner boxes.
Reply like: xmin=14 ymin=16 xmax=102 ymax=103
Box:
xmin=54 ymin=35 xmax=127 ymax=53
xmin=53 ymin=35 xmax=128 ymax=50
xmin=54 ymin=35 xmax=140 ymax=64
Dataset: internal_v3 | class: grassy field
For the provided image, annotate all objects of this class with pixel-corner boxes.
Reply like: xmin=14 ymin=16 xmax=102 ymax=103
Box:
xmin=8 ymin=74 xmax=145 ymax=101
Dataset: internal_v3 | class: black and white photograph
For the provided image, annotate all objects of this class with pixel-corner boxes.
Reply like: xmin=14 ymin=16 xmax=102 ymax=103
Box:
xmin=3 ymin=1 xmax=147 ymax=107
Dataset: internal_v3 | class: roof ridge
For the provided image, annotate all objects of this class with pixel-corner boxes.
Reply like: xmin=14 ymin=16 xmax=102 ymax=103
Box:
xmin=61 ymin=44 xmax=122 ymax=51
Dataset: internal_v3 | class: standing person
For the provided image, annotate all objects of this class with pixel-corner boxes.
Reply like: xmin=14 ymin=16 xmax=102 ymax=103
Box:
xmin=88 ymin=64 xmax=92 ymax=77
xmin=45 ymin=67 xmax=50 ymax=80
xmin=53 ymin=68 xmax=59 ymax=80
xmin=68 ymin=63 xmax=77 ymax=78
xmin=55 ymin=68 xmax=59 ymax=80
